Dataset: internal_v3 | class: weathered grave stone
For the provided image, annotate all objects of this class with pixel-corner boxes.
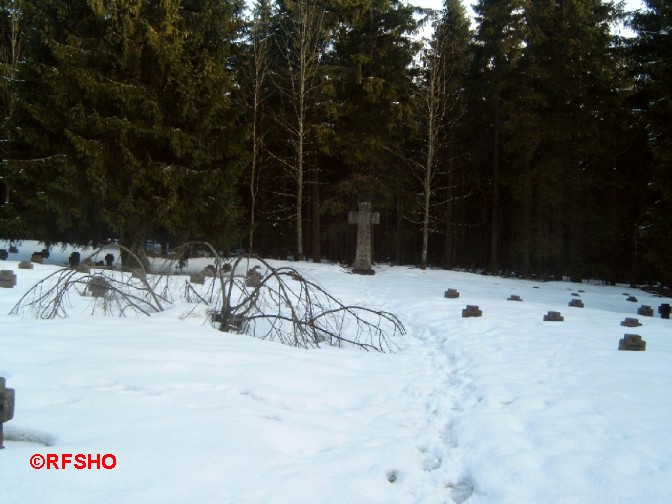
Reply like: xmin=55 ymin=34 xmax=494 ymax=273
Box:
xmin=0 ymin=270 xmax=17 ymax=288
xmin=0 ymin=249 xmax=7 ymax=260
xmin=18 ymin=261 xmax=33 ymax=270
xmin=507 ymin=294 xmax=522 ymax=301
xmin=31 ymin=252 xmax=43 ymax=264
xmin=69 ymin=252 xmax=81 ymax=268
xmin=0 ymin=377 xmax=16 ymax=449
xmin=568 ymin=299 xmax=584 ymax=308
xmin=543 ymin=311 xmax=564 ymax=322
xmin=444 ymin=289 xmax=460 ymax=299
xmin=8 ymin=245 xmax=18 ymax=254
xmin=618 ymin=334 xmax=646 ymax=351
xmin=626 ymin=296 xmax=638 ymax=303
xmin=131 ymin=269 xmax=146 ymax=280
xmin=462 ymin=305 xmax=483 ymax=318
xmin=203 ymin=265 xmax=216 ymax=278
xmin=104 ymin=253 xmax=115 ymax=268
xmin=348 ymin=201 xmax=379 ymax=275
xmin=190 ymin=272 xmax=205 ymax=285
xmin=40 ymin=248 xmax=50 ymax=259
xmin=88 ymin=277 xmax=109 ymax=297
xmin=621 ymin=317 xmax=642 ymax=328
xmin=246 ymin=268 xmax=263 ymax=288
xmin=658 ymin=303 xmax=671 ymax=320
xmin=637 ymin=305 xmax=654 ymax=317
xmin=222 ymin=263 xmax=232 ymax=273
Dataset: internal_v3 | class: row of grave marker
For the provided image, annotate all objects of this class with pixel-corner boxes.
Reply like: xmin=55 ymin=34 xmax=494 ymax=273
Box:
xmin=444 ymin=288 xmax=668 ymax=351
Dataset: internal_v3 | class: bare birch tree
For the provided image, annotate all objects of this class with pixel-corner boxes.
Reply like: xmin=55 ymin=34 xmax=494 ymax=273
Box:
xmin=245 ymin=0 xmax=273 ymax=253
xmin=415 ymin=7 xmax=469 ymax=270
xmin=0 ymin=0 xmax=24 ymax=204
xmin=275 ymin=0 xmax=327 ymax=261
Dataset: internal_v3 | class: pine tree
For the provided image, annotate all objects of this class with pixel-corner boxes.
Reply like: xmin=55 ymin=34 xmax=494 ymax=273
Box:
xmin=508 ymin=0 xmax=626 ymax=278
xmin=471 ymin=0 xmax=527 ymax=274
xmin=631 ymin=0 xmax=672 ymax=282
xmin=1 ymin=0 xmax=245 ymax=255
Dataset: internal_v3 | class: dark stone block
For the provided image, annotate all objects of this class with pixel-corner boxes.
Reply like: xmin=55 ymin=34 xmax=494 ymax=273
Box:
xmin=637 ymin=305 xmax=654 ymax=317
xmin=31 ymin=252 xmax=43 ymax=264
xmin=507 ymin=294 xmax=522 ymax=301
xmin=568 ymin=299 xmax=584 ymax=308
xmin=88 ymin=277 xmax=109 ymax=297
xmin=620 ymin=318 xmax=642 ymax=328
xmin=0 ymin=249 xmax=7 ymax=260
xmin=0 ymin=270 xmax=17 ymax=288
xmin=543 ymin=311 xmax=564 ymax=322
xmin=462 ymin=305 xmax=482 ymax=318
xmin=69 ymin=252 xmax=81 ymax=268
xmin=618 ymin=334 xmax=646 ymax=351
xmin=658 ymin=304 xmax=671 ymax=319
xmin=444 ymin=289 xmax=460 ymax=299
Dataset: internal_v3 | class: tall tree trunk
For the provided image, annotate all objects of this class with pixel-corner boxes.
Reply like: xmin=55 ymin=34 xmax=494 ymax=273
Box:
xmin=489 ymin=101 xmax=501 ymax=274
xmin=311 ymin=166 xmax=321 ymax=263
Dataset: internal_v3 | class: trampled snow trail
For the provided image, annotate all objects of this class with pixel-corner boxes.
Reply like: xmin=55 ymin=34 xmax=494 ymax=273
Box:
xmin=354 ymin=267 xmax=480 ymax=503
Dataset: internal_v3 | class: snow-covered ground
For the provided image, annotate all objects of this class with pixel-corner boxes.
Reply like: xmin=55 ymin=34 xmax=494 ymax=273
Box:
xmin=1 ymin=241 xmax=670 ymax=503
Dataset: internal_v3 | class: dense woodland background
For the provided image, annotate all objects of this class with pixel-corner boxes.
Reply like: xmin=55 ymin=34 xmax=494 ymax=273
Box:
xmin=0 ymin=0 xmax=670 ymax=284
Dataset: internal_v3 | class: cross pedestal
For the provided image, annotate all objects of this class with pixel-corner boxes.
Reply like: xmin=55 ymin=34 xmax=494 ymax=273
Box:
xmin=348 ymin=202 xmax=379 ymax=275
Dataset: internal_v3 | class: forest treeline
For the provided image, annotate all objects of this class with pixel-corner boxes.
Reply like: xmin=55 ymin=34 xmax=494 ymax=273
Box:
xmin=0 ymin=0 xmax=670 ymax=284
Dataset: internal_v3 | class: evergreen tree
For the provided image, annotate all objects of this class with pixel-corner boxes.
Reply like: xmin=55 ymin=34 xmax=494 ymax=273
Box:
xmin=471 ymin=0 xmax=527 ymax=274
xmin=631 ymin=0 xmax=672 ymax=282
xmin=1 ymin=0 xmax=245 ymax=256
xmin=508 ymin=0 xmax=626 ymax=278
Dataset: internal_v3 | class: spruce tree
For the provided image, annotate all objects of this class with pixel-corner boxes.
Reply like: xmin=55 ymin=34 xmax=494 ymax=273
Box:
xmin=1 ymin=0 xmax=245 ymax=255
xmin=631 ymin=0 xmax=672 ymax=282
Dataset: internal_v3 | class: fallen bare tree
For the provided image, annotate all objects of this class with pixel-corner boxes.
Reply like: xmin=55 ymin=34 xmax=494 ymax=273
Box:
xmin=11 ymin=242 xmax=405 ymax=352
xmin=10 ymin=245 xmax=168 ymax=318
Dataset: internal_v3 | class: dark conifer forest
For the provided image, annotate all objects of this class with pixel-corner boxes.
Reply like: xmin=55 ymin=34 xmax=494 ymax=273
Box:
xmin=0 ymin=0 xmax=670 ymax=284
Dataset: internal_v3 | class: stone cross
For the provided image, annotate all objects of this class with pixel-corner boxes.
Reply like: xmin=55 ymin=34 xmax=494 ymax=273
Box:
xmin=0 ymin=377 xmax=16 ymax=449
xmin=348 ymin=202 xmax=379 ymax=275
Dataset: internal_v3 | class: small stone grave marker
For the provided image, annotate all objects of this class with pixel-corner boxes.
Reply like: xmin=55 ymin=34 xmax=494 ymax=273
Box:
xmin=618 ymin=334 xmax=646 ymax=351
xmin=0 ymin=249 xmax=7 ymax=260
xmin=444 ymin=289 xmax=460 ymax=299
xmin=104 ymin=253 xmax=115 ymax=268
xmin=222 ymin=263 xmax=232 ymax=273
xmin=69 ymin=252 xmax=81 ymax=268
xmin=18 ymin=261 xmax=33 ymax=270
xmin=31 ymin=252 xmax=43 ymax=264
xmin=132 ymin=269 xmax=146 ymax=280
xmin=568 ymin=299 xmax=584 ymax=308
xmin=571 ymin=292 xmax=580 ymax=297
xmin=637 ymin=305 xmax=654 ymax=317
xmin=621 ymin=317 xmax=642 ymax=328
xmin=0 ymin=377 xmax=16 ymax=449
xmin=203 ymin=265 xmax=216 ymax=278
xmin=658 ymin=303 xmax=671 ymax=320
xmin=626 ymin=296 xmax=638 ymax=303
xmin=507 ymin=294 xmax=522 ymax=302
xmin=462 ymin=305 xmax=482 ymax=318
xmin=40 ymin=248 xmax=50 ymax=259
xmin=543 ymin=311 xmax=564 ymax=322
xmin=190 ymin=272 xmax=205 ymax=285
xmin=8 ymin=245 xmax=18 ymax=253
xmin=246 ymin=268 xmax=263 ymax=288
xmin=0 ymin=270 xmax=17 ymax=288
xmin=88 ymin=277 xmax=109 ymax=297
